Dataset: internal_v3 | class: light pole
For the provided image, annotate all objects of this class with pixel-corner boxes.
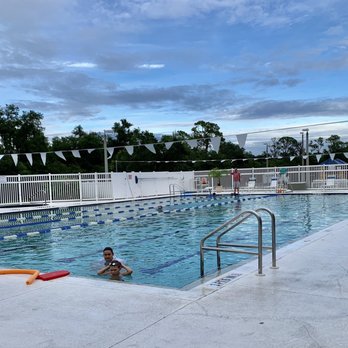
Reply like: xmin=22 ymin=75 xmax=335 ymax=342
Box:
xmin=264 ymin=143 xmax=269 ymax=167
xmin=103 ymin=130 xmax=115 ymax=173
xmin=300 ymin=131 xmax=304 ymax=166
xmin=302 ymin=128 xmax=309 ymax=166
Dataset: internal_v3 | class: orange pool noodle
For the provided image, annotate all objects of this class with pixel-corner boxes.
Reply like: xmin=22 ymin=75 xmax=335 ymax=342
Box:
xmin=0 ymin=269 xmax=40 ymax=285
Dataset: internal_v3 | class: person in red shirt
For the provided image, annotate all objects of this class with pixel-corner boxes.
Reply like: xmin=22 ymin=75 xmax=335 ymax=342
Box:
xmin=232 ymin=168 xmax=241 ymax=196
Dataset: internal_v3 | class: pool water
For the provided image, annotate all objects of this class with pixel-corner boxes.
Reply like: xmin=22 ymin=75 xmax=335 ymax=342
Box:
xmin=0 ymin=194 xmax=347 ymax=289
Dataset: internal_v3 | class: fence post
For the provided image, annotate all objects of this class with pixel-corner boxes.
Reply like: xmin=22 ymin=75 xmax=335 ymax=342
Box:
xmin=79 ymin=173 xmax=82 ymax=203
xmin=48 ymin=173 xmax=53 ymax=203
xmin=18 ymin=174 xmax=22 ymax=204
xmin=94 ymin=172 xmax=99 ymax=202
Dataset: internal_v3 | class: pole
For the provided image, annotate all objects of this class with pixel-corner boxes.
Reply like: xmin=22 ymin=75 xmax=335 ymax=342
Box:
xmin=103 ymin=131 xmax=108 ymax=173
xmin=305 ymin=130 xmax=309 ymax=167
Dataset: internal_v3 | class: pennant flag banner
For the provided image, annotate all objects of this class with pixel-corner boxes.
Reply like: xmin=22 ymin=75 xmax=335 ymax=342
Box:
xmin=25 ymin=153 xmax=33 ymax=166
xmin=107 ymin=147 xmax=114 ymax=159
xmin=40 ymin=153 xmax=47 ymax=165
xmin=316 ymin=154 xmax=322 ymax=163
xmin=211 ymin=137 xmax=221 ymax=153
xmin=186 ymin=139 xmax=198 ymax=149
xmin=11 ymin=154 xmax=18 ymax=166
xmin=165 ymin=142 xmax=173 ymax=150
xmin=55 ymin=151 xmax=66 ymax=161
xmin=145 ymin=144 xmax=156 ymax=154
xmin=72 ymin=150 xmax=81 ymax=158
xmin=330 ymin=153 xmax=336 ymax=160
xmin=0 ymin=155 xmax=4 ymax=161
xmin=303 ymin=155 xmax=308 ymax=160
xmin=344 ymin=152 xmax=348 ymax=159
xmin=125 ymin=146 xmax=134 ymax=155
xmin=87 ymin=148 xmax=95 ymax=154
xmin=290 ymin=156 xmax=295 ymax=161
xmin=236 ymin=133 xmax=247 ymax=148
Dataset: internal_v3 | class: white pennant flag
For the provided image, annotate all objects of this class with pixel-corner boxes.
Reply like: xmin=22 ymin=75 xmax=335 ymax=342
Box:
xmin=344 ymin=152 xmax=348 ymax=159
xmin=87 ymin=148 xmax=95 ymax=154
xmin=329 ymin=153 xmax=335 ymax=160
xmin=11 ymin=154 xmax=18 ymax=166
xmin=40 ymin=153 xmax=47 ymax=165
xmin=25 ymin=153 xmax=33 ymax=166
xmin=186 ymin=139 xmax=198 ymax=149
xmin=125 ymin=146 xmax=134 ymax=155
xmin=236 ymin=133 xmax=247 ymax=148
xmin=210 ymin=137 xmax=221 ymax=153
xmin=145 ymin=144 xmax=156 ymax=154
xmin=303 ymin=155 xmax=308 ymax=160
xmin=290 ymin=156 xmax=295 ymax=161
xmin=71 ymin=150 xmax=81 ymax=158
xmin=316 ymin=154 xmax=322 ymax=163
xmin=165 ymin=142 xmax=173 ymax=150
xmin=0 ymin=154 xmax=4 ymax=161
xmin=55 ymin=151 xmax=66 ymax=161
xmin=107 ymin=147 xmax=114 ymax=159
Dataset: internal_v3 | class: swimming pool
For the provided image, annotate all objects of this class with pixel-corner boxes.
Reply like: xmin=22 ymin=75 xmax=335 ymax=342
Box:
xmin=1 ymin=194 xmax=347 ymax=289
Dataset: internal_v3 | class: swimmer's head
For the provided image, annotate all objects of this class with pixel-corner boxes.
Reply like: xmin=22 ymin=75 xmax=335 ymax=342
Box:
xmin=103 ymin=247 xmax=114 ymax=263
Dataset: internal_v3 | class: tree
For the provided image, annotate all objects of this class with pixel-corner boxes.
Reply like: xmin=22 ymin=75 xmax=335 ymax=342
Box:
xmin=269 ymin=137 xmax=300 ymax=157
xmin=309 ymin=137 xmax=324 ymax=154
xmin=325 ymin=135 xmax=346 ymax=153
xmin=191 ymin=121 xmax=223 ymax=152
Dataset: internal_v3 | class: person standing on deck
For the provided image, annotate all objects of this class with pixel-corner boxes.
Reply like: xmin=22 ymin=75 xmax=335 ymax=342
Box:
xmin=232 ymin=168 xmax=241 ymax=196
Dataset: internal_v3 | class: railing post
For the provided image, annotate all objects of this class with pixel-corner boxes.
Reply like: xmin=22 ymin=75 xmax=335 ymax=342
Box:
xmin=94 ymin=172 xmax=99 ymax=202
xmin=48 ymin=173 xmax=53 ymax=204
xmin=256 ymin=214 xmax=264 ymax=276
xmin=18 ymin=174 xmax=22 ymax=204
xmin=78 ymin=173 xmax=82 ymax=203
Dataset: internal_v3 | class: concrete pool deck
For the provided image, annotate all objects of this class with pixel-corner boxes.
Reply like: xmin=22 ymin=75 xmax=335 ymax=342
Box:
xmin=1 ymin=219 xmax=348 ymax=347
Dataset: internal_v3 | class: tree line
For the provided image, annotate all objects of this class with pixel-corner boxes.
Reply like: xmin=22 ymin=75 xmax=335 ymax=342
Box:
xmin=0 ymin=104 xmax=347 ymax=175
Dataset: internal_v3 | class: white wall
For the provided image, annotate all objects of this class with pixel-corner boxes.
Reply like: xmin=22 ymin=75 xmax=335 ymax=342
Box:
xmin=111 ymin=171 xmax=195 ymax=199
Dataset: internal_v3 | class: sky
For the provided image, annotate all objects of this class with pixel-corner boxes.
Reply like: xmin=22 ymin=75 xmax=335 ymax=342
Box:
xmin=1 ymin=0 xmax=348 ymax=154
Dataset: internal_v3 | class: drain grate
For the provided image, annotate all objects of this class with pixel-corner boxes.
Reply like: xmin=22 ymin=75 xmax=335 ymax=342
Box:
xmin=207 ymin=273 xmax=242 ymax=288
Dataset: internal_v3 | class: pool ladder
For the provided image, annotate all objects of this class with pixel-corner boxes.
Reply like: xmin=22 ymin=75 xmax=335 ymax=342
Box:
xmin=200 ymin=208 xmax=277 ymax=277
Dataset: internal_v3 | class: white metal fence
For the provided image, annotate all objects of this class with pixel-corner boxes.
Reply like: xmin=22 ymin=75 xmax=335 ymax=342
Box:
xmin=0 ymin=165 xmax=347 ymax=206
xmin=0 ymin=173 xmax=113 ymax=206
xmin=194 ymin=164 xmax=348 ymax=192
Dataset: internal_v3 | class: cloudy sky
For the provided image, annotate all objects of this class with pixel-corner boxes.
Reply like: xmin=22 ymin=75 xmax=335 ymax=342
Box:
xmin=1 ymin=0 xmax=348 ymax=153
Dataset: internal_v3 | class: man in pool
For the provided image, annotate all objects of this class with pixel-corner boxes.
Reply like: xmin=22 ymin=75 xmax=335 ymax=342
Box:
xmin=98 ymin=260 xmax=132 ymax=281
xmin=98 ymin=247 xmax=133 ymax=276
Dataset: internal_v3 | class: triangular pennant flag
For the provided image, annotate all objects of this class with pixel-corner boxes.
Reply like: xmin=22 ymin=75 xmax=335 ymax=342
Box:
xmin=329 ymin=153 xmax=335 ymax=160
xmin=125 ymin=146 xmax=134 ymax=155
xmin=186 ymin=139 xmax=198 ymax=149
xmin=0 ymin=155 xmax=4 ymax=160
xmin=11 ymin=154 xmax=18 ymax=166
xmin=344 ymin=152 xmax=348 ymax=159
xmin=236 ymin=133 xmax=247 ymax=148
xmin=316 ymin=154 xmax=322 ymax=163
xmin=220 ymin=160 xmax=225 ymax=163
xmin=55 ymin=151 xmax=66 ymax=161
xmin=25 ymin=153 xmax=33 ymax=166
xmin=71 ymin=150 xmax=81 ymax=158
xmin=290 ymin=156 xmax=295 ymax=161
xmin=303 ymin=155 xmax=308 ymax=160
xmin=165 ymin=142 xmax=173 ymax=150
xmin=145 ymin=144 xmax=156 ymax=154
xmin=277 ymin=156 xmax=282 ymax=159
xmin=87 ymin=148 xmax=95 ymax=154
xmin=210 ymin=137 xmax=221 ymax=153
xmin=192 ymin=160 xmax=196 ymax=163
xmin=107 ymin=147 xmax=114 ymax=159
xmin=40 ymin=153 xmax=47 ymax=165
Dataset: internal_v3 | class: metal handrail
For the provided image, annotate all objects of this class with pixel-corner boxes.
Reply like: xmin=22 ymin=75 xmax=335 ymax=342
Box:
xmin=200 ymin=208 xmax=277 ymax=277
xmin=169 ymin=184 xmax=185 ymax=196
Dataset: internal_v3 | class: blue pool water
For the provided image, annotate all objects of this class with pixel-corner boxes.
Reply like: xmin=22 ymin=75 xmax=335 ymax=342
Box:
xmin=0 ymin=194 xmax=347 ymax=289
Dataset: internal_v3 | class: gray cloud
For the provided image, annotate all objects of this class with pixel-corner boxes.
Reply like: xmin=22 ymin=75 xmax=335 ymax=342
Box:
xmin=226 ymin=98 xmax=348 ymax=120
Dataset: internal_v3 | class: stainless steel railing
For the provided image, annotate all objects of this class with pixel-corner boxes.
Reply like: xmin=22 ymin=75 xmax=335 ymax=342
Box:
xmin=200 ymin=208 xmax=277 ymax=277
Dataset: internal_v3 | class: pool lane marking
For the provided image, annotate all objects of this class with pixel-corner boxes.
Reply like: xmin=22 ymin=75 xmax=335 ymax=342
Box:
xmin=0 ymin=195 xmax=272 ymax=241
xmin=0 ymin=194 xmax=258 ymax=224
xmin=0 ymin=196 xmax=200 ymax=223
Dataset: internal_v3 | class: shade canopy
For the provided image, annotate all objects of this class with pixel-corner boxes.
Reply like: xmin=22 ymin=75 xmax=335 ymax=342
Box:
xmin=320 ymin=158 xmax=347 ymax=165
